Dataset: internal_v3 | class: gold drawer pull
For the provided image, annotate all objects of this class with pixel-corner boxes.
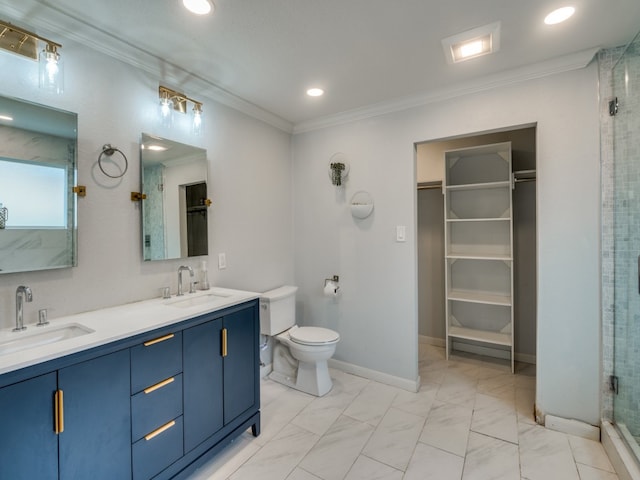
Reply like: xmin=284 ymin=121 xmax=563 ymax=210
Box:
xmin=54 ymin=390 xmax=64 ymax=434
xmin=145 ymin=420 xmax=176 ymax=441
xmin=221 ymin=328 xmax=228 ymax=357
xmin=143 ymin=333 xmax=174 ymax=347
xmin=144 ymin=377 xmax=175 ymax=394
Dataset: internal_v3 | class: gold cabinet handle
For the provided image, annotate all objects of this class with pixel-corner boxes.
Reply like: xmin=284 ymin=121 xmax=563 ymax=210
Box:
xmin=54 ymin=390 xmax=64 ymax=434
xmin=143 ymin=333 xmax=174 ymax=347
xmin=145 ymin=420 xmax=176 ymax=441
xmin=221 ymin=328 xmax=228 ymax=357
xmin=144 ymin=377 xmax=175 ymax=395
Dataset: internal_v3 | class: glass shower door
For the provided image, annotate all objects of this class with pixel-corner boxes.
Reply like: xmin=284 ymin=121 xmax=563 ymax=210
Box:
xmin=612 ymin=30 xmax=640 ymax=461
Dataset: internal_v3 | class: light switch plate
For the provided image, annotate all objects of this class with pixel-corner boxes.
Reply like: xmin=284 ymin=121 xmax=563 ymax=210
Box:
xmin=396 ymin=225 xmax=406 ymax=242
xmin=218 ymin=253 xmax=227 ymax=269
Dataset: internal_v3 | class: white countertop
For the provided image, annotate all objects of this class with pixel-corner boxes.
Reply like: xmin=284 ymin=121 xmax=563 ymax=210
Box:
xmin=0 ymin=287 xmax=260 ymax=375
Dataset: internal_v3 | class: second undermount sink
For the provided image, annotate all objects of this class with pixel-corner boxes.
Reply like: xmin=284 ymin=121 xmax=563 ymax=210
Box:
xmin=165 ymin=291 xmax=233 ymax=309
xmin=0 ymin=323 xmax=95 ymax=356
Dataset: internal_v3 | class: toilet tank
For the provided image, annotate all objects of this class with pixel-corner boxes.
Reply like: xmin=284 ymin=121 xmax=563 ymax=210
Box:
xmin=260 ymin=286 xmax=298 ymax=335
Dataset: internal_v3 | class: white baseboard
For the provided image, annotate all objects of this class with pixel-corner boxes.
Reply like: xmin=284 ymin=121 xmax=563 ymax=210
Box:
xmin=545 ymin=414 xmax=600 ymax=441
xmin=601 ymin=421 xmax=640 ymax=480
xmin=328 ymin=358 xmax=420 ymax=393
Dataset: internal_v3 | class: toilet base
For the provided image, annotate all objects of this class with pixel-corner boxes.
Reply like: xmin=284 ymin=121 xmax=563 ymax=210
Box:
xmin=270 ymin=343 xmax=333 ymax=396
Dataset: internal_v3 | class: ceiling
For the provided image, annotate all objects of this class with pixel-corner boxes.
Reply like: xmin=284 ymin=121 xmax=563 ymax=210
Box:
xmin=2 ymin=0 xmax=640 ymax=132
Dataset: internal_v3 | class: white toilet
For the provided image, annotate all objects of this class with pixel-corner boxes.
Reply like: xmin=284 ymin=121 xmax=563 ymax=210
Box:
xmin=260 ymin=286 xmax=340 ymax=396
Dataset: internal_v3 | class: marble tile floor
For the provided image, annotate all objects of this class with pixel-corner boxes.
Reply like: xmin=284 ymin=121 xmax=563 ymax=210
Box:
xmin=188 ymin=344 xmax=618 ymax=480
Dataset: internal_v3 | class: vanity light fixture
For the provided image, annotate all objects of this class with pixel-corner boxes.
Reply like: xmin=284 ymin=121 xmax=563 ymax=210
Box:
xmin=183 ymin=0 xmax=214 ymax=15
xmin=544 ymin=6 xmax=575 ymax=25
xmin=0 ymin=19 xmax=64 ymax=94
xmin=158 ymin=85 xmax=204 ymax=134
xmin=441 ymin=21 xmax=501 ymax=64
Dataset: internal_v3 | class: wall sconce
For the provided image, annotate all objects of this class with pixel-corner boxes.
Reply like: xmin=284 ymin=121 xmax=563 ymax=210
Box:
xmin=158 ymin=85 xmax=204 ymax=135
xmin=0 ymin=20 xmax=64 ymax=94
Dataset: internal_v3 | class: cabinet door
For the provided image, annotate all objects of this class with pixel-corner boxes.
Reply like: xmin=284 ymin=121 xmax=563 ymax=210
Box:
xmin=0 ymin=373 xmax=58 ymax=480
xmin=223 ymin=307 xmax=258 ymax=424
xmin=58 ymin=350 xmax=131 ymax=480
xmin=183 ymin=318 xmax=224 ymax=452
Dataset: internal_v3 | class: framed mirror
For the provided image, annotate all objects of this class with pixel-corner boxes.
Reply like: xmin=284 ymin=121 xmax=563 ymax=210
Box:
xmin=0 ymin=95 xmax=77 ymax=274
xmin=140 ymin=133 xmax=209 ymax=261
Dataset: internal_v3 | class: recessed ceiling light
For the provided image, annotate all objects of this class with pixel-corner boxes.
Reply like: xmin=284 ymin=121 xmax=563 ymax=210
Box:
xmin=183 ymin=0 xmax=213 ymax=15
xmin=0 ymin=114 xmax=13 ymax=121
xmin=306 ymin=88 xmax=324 ymax=97
xmin=442 ymin=22 xmax=501 ymax=64
xmin=544 ymin=6 xmax=575 ymax=25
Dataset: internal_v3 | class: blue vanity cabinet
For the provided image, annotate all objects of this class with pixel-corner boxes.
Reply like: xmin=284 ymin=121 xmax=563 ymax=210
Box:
xmin=58 ymin=349 xmax=132 ymax=480
xmin=0 ymin=372 xmax=58 ymax=480
xmin=0 ymin=349 xmax=131 ymax=480
xmin=223 ymin=306 xmax=259 ymax=427
xmin=181 ymin=301 xmax=260 ymax=460
xmin=130 ymin=331 xmax=184 ymax=480
xmin=183 ymin=317 xmax=224 ymax=452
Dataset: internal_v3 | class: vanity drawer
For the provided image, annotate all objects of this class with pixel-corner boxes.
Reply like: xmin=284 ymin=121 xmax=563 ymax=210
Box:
xmin=131 ymin=331 xmax=182 ymax=393
xmin=132 ymin=415 xmax=183 ymax=480
xmin=131 ymin=373 xmax=183 ymax=442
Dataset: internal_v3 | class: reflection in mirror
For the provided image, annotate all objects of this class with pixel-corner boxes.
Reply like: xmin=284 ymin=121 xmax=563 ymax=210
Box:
xmin=141 ymin=133 xmax=208 ymax=261
xmin=0 ymin=95 xmax=77 ymax=274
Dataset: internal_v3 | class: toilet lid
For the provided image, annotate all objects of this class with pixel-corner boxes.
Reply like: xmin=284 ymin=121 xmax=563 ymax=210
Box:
xmin=289 ymin=326 xmax=340 ymax=345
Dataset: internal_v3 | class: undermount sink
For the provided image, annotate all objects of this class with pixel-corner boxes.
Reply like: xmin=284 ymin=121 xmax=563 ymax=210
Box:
xmin=165 ymin=292 xmax=233 ymax=309
xmin=0 ymin=323 xmax=95 ymax=356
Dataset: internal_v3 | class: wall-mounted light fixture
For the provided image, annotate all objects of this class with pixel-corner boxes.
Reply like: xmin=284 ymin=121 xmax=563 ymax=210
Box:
xmin=0 ymin=19 xmax=64 ymax=94
xmin=158 ymin=85 xmax=204 ymax=136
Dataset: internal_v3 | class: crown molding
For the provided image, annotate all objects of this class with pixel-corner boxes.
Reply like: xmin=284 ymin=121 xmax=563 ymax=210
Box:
xmin=0 ymin=1 xmax=294 ymax=134
xmin=292 ymin=47 xmax=600 ymax=134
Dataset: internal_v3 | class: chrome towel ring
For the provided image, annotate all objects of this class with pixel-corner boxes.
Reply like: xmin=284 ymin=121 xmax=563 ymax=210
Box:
xmin=98 ymin=144 xmax=128 ymax=178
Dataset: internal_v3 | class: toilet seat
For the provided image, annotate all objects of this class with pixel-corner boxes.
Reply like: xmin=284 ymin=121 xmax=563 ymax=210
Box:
xmin=288 ymin=326 xmax=339 ymax=346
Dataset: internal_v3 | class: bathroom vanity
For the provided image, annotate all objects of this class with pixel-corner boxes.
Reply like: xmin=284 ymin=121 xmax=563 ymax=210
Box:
xmin=0 ymin=288 xmax=260 ymax=480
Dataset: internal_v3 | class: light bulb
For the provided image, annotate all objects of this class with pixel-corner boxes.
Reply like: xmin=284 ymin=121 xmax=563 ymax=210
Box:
xmin=39 ymin=44 xmax=63 ymax=94
xmin=192 ymin=104 xmax=203 ymax=136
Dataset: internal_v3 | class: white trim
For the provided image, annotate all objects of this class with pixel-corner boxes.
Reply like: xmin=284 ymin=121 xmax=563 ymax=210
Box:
xmin=328 ymin=358 xmax=419 ymax=392
xmin=545 ymin=414 xmax=600 ymax=441
xmin=601 ymin=421 xmax=640 ymax=480
xmin=293 ymin=48 xmax=599 ymax=134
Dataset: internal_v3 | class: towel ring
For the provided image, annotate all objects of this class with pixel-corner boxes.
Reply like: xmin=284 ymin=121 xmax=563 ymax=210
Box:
xmin=98 ymin=144 xmax=128 ymax=178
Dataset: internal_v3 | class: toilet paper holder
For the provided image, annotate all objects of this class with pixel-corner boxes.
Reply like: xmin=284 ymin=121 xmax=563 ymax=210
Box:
xmin=324 ymin=275 xmax=339 ymax=286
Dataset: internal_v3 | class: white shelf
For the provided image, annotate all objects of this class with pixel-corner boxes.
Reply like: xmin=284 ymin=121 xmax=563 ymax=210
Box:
xmin=448 ymin=326 xmax=512 ymax=347
xmin=443 ymin=141 xmax=514 ymax=372
xmin=447 ymin=289 xmax=511 ymax=306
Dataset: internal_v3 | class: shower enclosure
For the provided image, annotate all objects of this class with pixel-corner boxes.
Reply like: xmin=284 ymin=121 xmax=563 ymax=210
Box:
xmin=612 ymin=29 xmax=640 ymax=462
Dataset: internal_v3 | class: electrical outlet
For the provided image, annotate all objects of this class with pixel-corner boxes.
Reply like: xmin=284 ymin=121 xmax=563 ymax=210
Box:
xmin=218 ymin=253 xmax=227 ymax=269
